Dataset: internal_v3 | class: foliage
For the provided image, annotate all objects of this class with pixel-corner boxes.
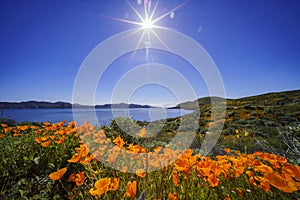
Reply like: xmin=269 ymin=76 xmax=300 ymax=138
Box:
xmin=1 ymin=121 xmax=300 ymax=199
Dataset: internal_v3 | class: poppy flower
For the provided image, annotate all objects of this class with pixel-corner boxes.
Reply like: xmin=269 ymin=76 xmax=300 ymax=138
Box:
xmin=172 ymin=170 xmax=179 ymax=186
xmin=168 ymin=192 xmax=178 ymax=200
xmin=68 ymin=173 xmax=75 ymax=182
xmin=174 ymin=158 xmax=189 ymax=172
xmin=138 ymin=128 xmax=147 ymax=138
xmin=4 ymin=127 xmax=12 ymax=133
xmin=282 ymin=164 xmax=300 ymax=180
xmin=128 ymin=144 xmax=143 ymax=153
xmin=207 ymin=174 xmax=219 ymax=187
xmin=236 ymin=188 xmax=245 ymax=196
xmin=1 ymin=124 xmax=7 ymax=128
xmin=41 ymin=140 xmax=51 ymax=147
xmin=265 ymin=172 xmax=297 ymax=193
xmin=121 ymin=167 xmax=127 ymax=173
xmin=123 ymin=181 xmax=137 ymax=199
xmin=89 ymin=178 xmax=111 ymax=196
xmin=109 ymin=178 xmax=120 ymax=191
xmin=75 ymin=144 xmax=89 ymax=157
xmin=224 ymin=148 xmax=231 ymax=153
xmin=136 ymin=169 xmax=146 ymax=178
xmin=255 ymin=176 xmax=270 ymax=192
xmin=43 ymin=122 xmax=51 ymax=126
xmin=75 ymin=171 xmax=85 ymax=186
xmin=80 ymin=155 xmax=94 ymax=165
xmin=49 ymin=167 xmax=67 ymax=181
xmin=113 ymin=136 xmax=125 ymax=148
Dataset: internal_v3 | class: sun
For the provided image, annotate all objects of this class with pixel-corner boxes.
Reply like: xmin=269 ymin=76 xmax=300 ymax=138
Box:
xmin=141 ymin=19 xmax=154 ymax=29
xmin=109 ymin=0 xmax=187 ymax=61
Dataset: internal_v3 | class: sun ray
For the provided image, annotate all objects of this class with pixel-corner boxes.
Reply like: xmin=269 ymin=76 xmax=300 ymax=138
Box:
xmin=108 ymin=0 xmax=187 ymax=63
xmin=149 ymin=0 xmax=159 ymax=21
xmin=143 ymin=0 xmax=149 ymax=21
xmin=107 ymin=16 xmax=142 ymax=26
xmin=122 ymin=28 xmax=143 ymax=40
xmin=129 ymin=30 xmax=146 ymax=63
xmin=127 ymin=0 xmax=145 ymax=22
xmin=152 ymin=0 xmax=188 ymax=24
xmin=150 ymin=29 xmax=170 ymax=51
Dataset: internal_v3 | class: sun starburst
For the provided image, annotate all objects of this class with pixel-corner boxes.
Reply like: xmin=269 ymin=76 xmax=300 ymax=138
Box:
xmin=141 ymin=19 xmax=154 ymax=29
xmin=110 ymin=0 xmax=187 ymax=62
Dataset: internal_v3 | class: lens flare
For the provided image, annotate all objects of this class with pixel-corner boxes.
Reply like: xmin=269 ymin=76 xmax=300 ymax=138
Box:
xmin=109 ymin=0 xmax=187 ymax=61
xmin=141 ymin=19 xmax=154 ymax=29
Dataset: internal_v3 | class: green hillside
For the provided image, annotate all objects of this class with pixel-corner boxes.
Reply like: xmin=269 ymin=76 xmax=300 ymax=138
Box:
xmin=133 ymin=89 xmax=300 ymax=161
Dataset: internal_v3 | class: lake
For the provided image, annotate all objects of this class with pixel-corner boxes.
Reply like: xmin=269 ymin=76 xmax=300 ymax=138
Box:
xmin=1 ymin=108 xmax=194 ymax=125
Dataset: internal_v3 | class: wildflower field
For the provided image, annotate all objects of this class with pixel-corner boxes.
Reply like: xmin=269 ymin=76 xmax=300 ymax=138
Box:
xmin=1 ymin=120 xmax=300 ymax=199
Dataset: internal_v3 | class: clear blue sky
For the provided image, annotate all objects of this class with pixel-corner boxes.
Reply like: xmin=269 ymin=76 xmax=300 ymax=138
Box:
xmin=0 ymin=0 xmax=299 ymax=106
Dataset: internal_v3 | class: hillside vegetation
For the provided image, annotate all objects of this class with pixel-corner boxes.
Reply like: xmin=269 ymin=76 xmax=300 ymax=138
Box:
xmin=0 ymin=90 xmax=299 ymax=199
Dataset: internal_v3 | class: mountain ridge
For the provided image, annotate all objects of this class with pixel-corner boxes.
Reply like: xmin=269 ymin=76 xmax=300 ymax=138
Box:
xmin=1 ymin=89 xmax=299 ymax=110
xmin=0 ymin=101 xmax=155 ymax=109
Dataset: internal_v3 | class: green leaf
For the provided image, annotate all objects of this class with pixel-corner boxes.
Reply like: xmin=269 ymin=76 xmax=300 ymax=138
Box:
xmin=23 ymin=156 xmax=29 ymax=161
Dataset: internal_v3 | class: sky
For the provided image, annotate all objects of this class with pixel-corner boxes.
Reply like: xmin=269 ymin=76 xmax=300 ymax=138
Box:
xmin=0 ymin=0 xmax=299 ymax=106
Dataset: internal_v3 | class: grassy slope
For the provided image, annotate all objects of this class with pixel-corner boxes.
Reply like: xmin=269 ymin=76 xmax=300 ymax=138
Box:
xmin=143 ymin=90 xmax=300 ymax=159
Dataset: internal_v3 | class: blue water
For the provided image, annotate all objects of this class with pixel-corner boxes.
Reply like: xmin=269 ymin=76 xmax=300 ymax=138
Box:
xmin=1 ymin=108 xmax=193 ymax=125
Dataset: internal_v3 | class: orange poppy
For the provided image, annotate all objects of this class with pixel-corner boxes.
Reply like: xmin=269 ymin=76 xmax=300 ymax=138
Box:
xmin=1 ymin=124 xmax=8 ymax=128
xmin=43 ymin=122 xmax=51 ymax=126
xmin=75 ymin=171 xmax=85 ymax=186
xmin=69 ymin=121 xmax=76 ymax=127
xmin=68 ymin=152 xmax=82 ymax=163
xmin=249 ymin=176 xmax=255 ymax=186
xmin=49 ymin=167 xmax=67 ymax=181
xmin=207 ymin=174 xmax=219 ymax=187
xmin=18 ymin=125 xmax=29 ymax=131
xmin=136 ymin=169 xmax=146 ymax=178
xmin=224 ymin=195 xmax=231 ymax=200
xmin=68 ymin=173 xmax=75 ymax=182
xmin=282 ymin=164 xmax=300 ymax=180
xmin=4 ymin=127 xmax=13 ymax=133
xmin=121 ymin=167 xmax=127 ymax=173
xmin=89 ymin=178 xmax=111 ymax=196
xmin=41 ymin=140 xmax=51 ymax=147
xmin=153 ymin=146 xmax=162 ymax=153
xmin=109 ymin=178 xmax=120 ymax=191
xmin=138 ymin=128 xmax=147 ymax=138
xmin=35 ymin=137 xmax=43 ymax=143
xmin=113 ymin=136 xmax=125 ymax=148
xmin=123 ymin=181 xmax=137 ymax=199
xmin=253 ymin=164 xmax=273 ymax=174
xmin=236 ymin=188 xmax=245 ymax=197
xmin=255 ymin=176 xmax=270 ymax=192
xmin=80 ymin=155 xmax=94 ymax=165
xmin=174 ymin=158 xmax=189 ymax=172
xmin=172 ymin=170 xmax=179 ymax=186
xmin=168 ymin=192 xmax=178 ymax=200
xmin=74 ymin=144 xmax=89 ymax=157
xmin=50 ymin=135 xmax=56 ymax=140
xmin=128 ymin=144 xmax=143 ymax=153
xmin=224 ymin=148 xmax=231 ymax=153
xmin=265 ymin=172 xmax=297 ymax=193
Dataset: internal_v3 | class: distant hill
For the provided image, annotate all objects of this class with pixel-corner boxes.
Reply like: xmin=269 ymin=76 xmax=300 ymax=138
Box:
xmin=0 ymin=101 xmax=73 ymax=109
xmin=0 ymin=101 xmax=154 ymax=109
xmin=95 ymin=103 xmax=153 ymax=109
xmin=170 ymin=96 xmax=227 ymax=110
xmin=172 ymin=89 xmax=299 ymax=111
xmin=168 ymin=89 xmax=300 ymax=133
